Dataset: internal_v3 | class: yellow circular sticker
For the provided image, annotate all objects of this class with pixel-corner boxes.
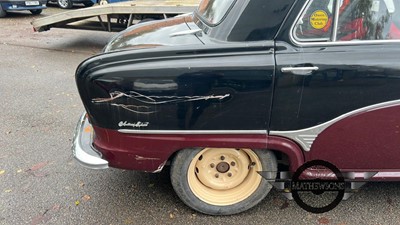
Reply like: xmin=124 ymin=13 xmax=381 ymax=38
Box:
xmin=310 ymin=10 xmax=329 ymax=29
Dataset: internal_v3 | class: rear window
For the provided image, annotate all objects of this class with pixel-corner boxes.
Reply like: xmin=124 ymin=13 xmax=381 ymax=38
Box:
xmin=197 ymin=0 xmax=236 ymax=25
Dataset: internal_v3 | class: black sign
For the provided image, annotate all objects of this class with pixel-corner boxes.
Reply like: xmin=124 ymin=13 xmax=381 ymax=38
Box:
xmin=257 ymin=159 xmax=369 ymax=214
xmin=291 ymin=160 xmax=345 ymax=213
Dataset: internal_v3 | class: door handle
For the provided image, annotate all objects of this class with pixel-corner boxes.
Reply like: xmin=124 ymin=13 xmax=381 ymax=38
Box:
xmin=281 ymin=66 xmax=319 ymax=76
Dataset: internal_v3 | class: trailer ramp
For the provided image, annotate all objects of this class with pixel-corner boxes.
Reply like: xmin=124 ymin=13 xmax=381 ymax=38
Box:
xmin=32 ymin=0 xmax=199 ymax=32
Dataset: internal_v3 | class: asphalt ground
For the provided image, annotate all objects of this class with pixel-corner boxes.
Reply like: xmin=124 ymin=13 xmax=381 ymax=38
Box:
xmin=1 ymin=5 xmax=400 ymax=225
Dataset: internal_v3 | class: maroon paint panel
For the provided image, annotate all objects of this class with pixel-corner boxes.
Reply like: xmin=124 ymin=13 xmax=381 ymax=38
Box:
xmin=92 ymin=126 xmax=305 ymax=172
xmin=306 ymin=105 xmax=400 ymax=170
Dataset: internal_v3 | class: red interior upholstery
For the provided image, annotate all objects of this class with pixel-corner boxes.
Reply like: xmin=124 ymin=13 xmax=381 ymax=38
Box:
xmin=388 ymin=22 xmax=400 ymax=39
xmin=339 ymin=17 xmax=367 ymax=40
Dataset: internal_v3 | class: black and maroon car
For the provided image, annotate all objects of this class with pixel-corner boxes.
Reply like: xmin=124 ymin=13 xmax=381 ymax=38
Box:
xmin=73 ymin=0 xmax=400 ymax=215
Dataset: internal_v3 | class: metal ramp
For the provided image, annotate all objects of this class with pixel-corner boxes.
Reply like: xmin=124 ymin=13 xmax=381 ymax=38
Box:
xmin=31 ymin=0 xmax=199 ymax=32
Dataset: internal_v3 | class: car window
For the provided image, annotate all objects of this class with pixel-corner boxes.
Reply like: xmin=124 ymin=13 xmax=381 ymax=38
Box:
xmin=197 ymin=0 xmax=236 ymax=25
xmin=294 ymin=0 xmax=335 ymax=41
xmin=337 ymin=0 xmax=397 ymax=40
xmin=293 ymin=0 xmax=400 ymax=42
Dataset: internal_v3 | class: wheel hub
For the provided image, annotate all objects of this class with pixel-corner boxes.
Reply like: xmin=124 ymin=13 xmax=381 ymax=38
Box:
xmin=192 ymin=148 xmax=257 ymax=191
xmin=216 ymin=162 xmax=230 ymax=173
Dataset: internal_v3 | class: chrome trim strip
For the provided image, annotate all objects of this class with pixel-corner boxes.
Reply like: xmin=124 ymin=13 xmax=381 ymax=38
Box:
xmin=289 ymin=0 xmax=400 ymax=47
xmin=118 ymin=129 xmax=268 ymax=135
xmin=331 ymin=0 xmax=340 ymax=42
xmin=374 ymin=172 xmax=400 ymax=178
xmin=170 ymin=29 xmax=202 ymax=37
xmin=270 ymin=99 xmax=400 ymax=151
xmin=291 ymin=0 xmax=313 ymax=43
xmin=72 ymin=113 xmax=109 ymax=169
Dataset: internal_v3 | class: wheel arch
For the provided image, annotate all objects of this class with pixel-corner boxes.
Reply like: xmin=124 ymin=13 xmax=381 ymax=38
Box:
xmin=92 ymin=126 xmax=305 ymax=173
xmin=266 ymin=136 xmax=306 ymax=172
xmin=164 ymin=135 xmax=305 ymax=173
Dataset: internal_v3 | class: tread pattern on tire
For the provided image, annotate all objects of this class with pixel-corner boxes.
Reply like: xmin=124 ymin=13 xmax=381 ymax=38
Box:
xmin=30 ymin=9 xmax=42 ymax=15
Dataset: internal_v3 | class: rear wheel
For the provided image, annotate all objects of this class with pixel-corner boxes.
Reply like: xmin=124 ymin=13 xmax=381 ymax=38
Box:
xmin=57 ymin=0 xmax=72 ymax=9
xmin=30 ymin=9 xmax=42 ymax=15
xmin=0 ymin=5 xmax=7 ymax=18
xmin=170 ymin=148 xmax=277 ymax=215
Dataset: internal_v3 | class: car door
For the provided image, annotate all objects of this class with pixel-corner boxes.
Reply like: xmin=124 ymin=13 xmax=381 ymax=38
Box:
xmin=271 ymin=0 xmax=400 ymax=170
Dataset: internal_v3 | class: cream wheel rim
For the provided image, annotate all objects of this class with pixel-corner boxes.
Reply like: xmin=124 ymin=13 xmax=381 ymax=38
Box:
xmin=187 ymin=148 xmax=263 ymax=206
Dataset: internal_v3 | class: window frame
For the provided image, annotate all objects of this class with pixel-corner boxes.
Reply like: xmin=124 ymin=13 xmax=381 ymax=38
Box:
xmin=195 ymin=0 xmax=237 ymax=27
xmin=292 ymin=0 xmax=337 ymax=42
xmin=290 ymin=0 xmax=400 ymax=46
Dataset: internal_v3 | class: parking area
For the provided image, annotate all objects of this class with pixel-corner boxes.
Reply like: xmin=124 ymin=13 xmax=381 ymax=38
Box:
xmin=1 ymin=5 xmax=400 ymax=225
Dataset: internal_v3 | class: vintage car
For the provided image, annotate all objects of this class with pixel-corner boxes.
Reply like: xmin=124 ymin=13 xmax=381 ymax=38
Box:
xmin=46 ymin=0 xmax=128 ymax=9
xmin=0 ymin=0 xmax=46 ymax=17
xmin=46 ymin=0 xmax=94 ymax=9
xmin=73 ymin=0 xmax=400 ymax=215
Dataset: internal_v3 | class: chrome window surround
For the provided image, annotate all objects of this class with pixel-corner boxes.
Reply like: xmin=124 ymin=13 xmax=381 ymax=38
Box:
xmin=195 ymin=0 xmax=237 ymax=27
xmin=292 ymin=0 xmax=334 ymax=43
xmin=290 ymin=0 xmax=400 ymax=46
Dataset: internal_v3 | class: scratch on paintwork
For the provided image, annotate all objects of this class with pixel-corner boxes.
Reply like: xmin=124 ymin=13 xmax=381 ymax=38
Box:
xmin=135 ymin=155 xmax=161 ymax=161
xmin=92 ymin=90 xmax=230 ymax=114
xmin=92 ymin=90 xmax=230 ymax=105
xmin=110 ymin=104 xmax=155 ymax=114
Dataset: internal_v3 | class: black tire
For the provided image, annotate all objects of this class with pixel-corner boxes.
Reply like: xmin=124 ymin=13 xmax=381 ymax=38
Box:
xmin=170 ymin=148 xmax=277 ymax=215
xmin=57 ymin=0 xmax=72 ymax=9
xmin=0 ymin=5 xmax=7 ymax=18
xmin=30 ymin=9 xmax=42 ymax=15
xmin=83 ymin=1 xmax=94 ymax=7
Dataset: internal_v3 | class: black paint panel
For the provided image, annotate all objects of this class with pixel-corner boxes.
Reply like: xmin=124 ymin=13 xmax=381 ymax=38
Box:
xmin=272 ymin=42 xmax=400 ymax=131
xmin=76 ymin=44 xmax=275 ymax=130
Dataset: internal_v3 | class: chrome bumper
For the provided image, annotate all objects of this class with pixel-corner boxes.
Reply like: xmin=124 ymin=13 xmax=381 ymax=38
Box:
xmin=72 ymin=113 xmax=109 ymax=169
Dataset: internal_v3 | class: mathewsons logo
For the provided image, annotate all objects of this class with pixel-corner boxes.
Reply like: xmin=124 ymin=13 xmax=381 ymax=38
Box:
xmin=258 ymin=160 xmax=374 ymax=213
xmin=290 ymin=160 xmax=345 ymax=213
